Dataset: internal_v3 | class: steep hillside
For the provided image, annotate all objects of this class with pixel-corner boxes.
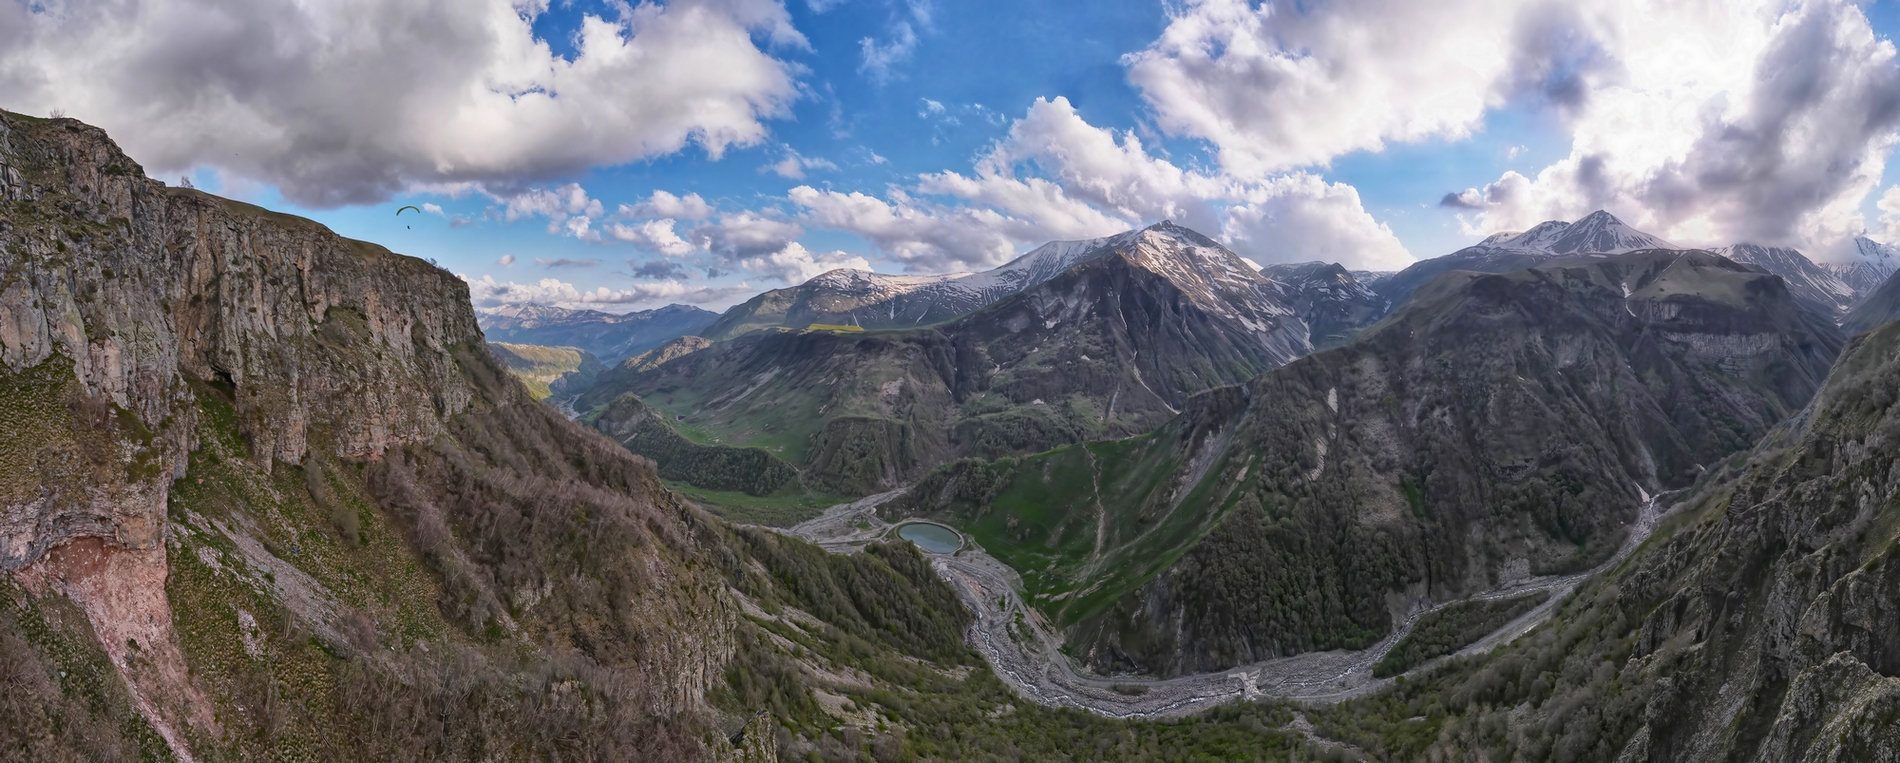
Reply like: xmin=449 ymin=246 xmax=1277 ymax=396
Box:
xmin=1825 ymin=235 xmax=1900 ymax=298
xmin=1377 ymin=210 xmax=1678 ymax=308
xmin=1717 ymin=243 xmax=1859 ymax=320
xmin=0 ymin=111 xmax=756 ymax=761
xmin=477 ymin=302 xmax=715 ymax=361
xmin=1842 ymin=267 xmax=1900 ymax=335
xmin=1325 ymin=311 xmax=1900 ymax=762
xmin=903 ymin=250 xmax=1843 ymax=678
xmin=1259 ymin=261 xmax=1387 ymax=347
xmin=699 ymin=233 xmax=1124 ymax=340
xmin=487 ymin=342 xmax=602 ymax=399
xmin=580 ymin=222 xmax=1313 ymax=496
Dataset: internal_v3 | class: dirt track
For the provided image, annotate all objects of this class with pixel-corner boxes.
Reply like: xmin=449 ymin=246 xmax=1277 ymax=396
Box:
xmin=779 ymin=488 xmax=1677 ymax=719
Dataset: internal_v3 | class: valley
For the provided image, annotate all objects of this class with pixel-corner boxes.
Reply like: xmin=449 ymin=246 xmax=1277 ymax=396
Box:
xmin=775 ymin=480 xmax=1683 ymax=719
xmin=13 ymin=103 xmax=1900 ymax=763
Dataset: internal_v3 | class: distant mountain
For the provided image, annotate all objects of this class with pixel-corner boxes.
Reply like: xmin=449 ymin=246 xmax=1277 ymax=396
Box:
xmin=487 ymin=342 xmax=603 ymax=400
xmin=1377 ymin=210 xmax=1680 ymax=307
xmin=894 ymin=249 xmax=1843 ymax=677
xmin=477 ymin=303 xmax=717 ymax=361
xmin=578 ymin=222 xmax=1315 ymax=495
xmin=1407 ymin=305 xmax=1900 ymax=762
xmin=1259 ymin=261 xmax=1388 ymax=347
xmin=700 ymin=234 xmax=1126 ymax=340
xmin=1826 ymin=235 xmax=1900 ymax=298
xmin=1843 ymin=265 xmax=1900 ymax=335
xmin=1715 ymin=243 xmax=1858 ymax=320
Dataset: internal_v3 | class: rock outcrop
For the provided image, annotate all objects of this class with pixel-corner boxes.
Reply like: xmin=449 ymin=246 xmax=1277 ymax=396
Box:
xmin=0 ymin=110 xmax=735 ymax=761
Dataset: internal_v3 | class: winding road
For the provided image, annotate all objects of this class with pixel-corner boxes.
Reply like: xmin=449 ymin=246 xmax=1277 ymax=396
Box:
xmin=779 ymin=487 xmax=1679 ymax=719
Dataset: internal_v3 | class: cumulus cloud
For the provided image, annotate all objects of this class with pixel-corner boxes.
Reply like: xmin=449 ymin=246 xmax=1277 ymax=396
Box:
xmin=791 ymin=186 xmax=1029 ymax=271
xmin=1879 ymin=186 xmax=1900 ymax=244
xmin=860 ymin=22 xmax=919 ymax=82
xmin=1128 ymin=0 xmax=1900 ymax=257
xmin=688 ymin=211 xmax=805 ymax=259
xmin=618 ymin=191 xmax=715 ymax=220
xmin=497 ymin=254 xmax=515 ymax=267
xmin=1455 ymin=1 xmax=1899 ymax=255
xmin=1126 ymin=0 xmax=1526 ymax=176
xmin=796 ymin=97 xmax=1411 ymax=270
xmin=606 ymin=219 xmax=698 ymax=257
xmin=462 ymin=274 xmax=753 ymax=309
xmin=504 ymin=183 xmax=603 ymax=224
xmin=0 ymin=0 xmax=806 ymax=206
xmin=1223 ymin=175 xmax=1412 ymax=268
xmin=736 ymin=242 xmax=873 ymax=283
xmin=765 ymin=148 xmax=840 ymax=179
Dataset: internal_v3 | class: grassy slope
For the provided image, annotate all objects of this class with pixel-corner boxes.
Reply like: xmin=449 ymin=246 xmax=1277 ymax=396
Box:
xmin=894 ymin=423 xmax=1250 ymax=629
xmin=487 ymin=342 xmax=593 ymax=400
xmin=702 ymin=524 xmax=1324 ymax=762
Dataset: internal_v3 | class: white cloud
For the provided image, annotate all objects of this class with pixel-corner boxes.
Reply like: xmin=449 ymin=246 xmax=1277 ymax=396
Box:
xmin=497 ymin=254 xmax=515 ymax=267
xmin=1126 ymin=0 xmax=1526 ymax=176
xmin=736 ymin=242 xmax=874 ymax=283
xmin=618 ymin=190 xmax=715 ymax=220
xmin=462 ymin=274 xmax=753 ymax=309
xmin=1451 ymin=0 xmax=1900 ymax=256
xmin=861 ymin=22 xmax=919 ymax=82
xmin=689 ymin=211 xmax=806 ymax=258
xmin=765 ymin=148 xmax=840 ymax=179
xmin=1224 ymin=175 xmax=1412 ymax=270
xmin=790 ymin=186 xmax=1029 ymax=271
xmin=607 ymin=219 xmax=699 ymax=257
xmin=0 ymin=0 xmax=807 ymax=207
xmin=1879 ymin=186 xmax=1900 ymax=244
xmin=1127 ymin=0 xmax=1900 ymax=258
xmin=500 ymin=183 xmax=604 ymax=228
xmin=800 ymin=97 xmax=1411 ymax=270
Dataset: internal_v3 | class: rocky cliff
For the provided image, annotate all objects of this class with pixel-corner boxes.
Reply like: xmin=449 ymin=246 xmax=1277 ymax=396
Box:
xmin=0 ymin=111 xmax=745 ymax=761
xmin=580 ymin=222 xmax=1313 ymax=496
xmin=899 ymin=250 xmax=1843 ymax=678
xmin=1370 ymin=313 xmax=1900 ymax=762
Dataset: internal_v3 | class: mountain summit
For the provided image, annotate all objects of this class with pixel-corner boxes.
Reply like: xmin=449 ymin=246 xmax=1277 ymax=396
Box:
xmin=701 ymin=229 xmax=1135 ymax=339
xmin=580 ymin=221 xmax=1318 ymax=494
xmin=1480 ymin=210 xmax=1678 ymax=255
xmin=1378 ymin=210 xmax=1678 ymax=307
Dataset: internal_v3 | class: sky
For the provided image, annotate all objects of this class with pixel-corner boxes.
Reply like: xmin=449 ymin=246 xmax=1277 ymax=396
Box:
xmin=5 ymin=0 xmax=1900 ymax=313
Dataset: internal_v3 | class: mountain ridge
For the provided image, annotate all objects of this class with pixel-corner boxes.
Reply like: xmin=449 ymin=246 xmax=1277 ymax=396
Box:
xmin=579 ymin=221 xmax=1318 ymax=496
xmin=477 ymin=302 xmax=716 ymax=361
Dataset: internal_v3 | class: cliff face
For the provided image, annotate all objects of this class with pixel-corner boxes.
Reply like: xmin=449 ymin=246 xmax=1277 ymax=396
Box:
xmin=0 ymin=111 xmax=740 ymax=761
xmin=0 ymin=112 xmax=479 ymax=568
xmin=1064 ymin=251 xmax=1843 ymax=676
xmin=583 ymin=223 xmax=1312 ymax=496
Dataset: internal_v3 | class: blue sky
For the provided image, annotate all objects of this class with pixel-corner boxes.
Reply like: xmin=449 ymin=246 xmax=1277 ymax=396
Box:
xmin=12 ymin=0 xmax=1900 ymax=311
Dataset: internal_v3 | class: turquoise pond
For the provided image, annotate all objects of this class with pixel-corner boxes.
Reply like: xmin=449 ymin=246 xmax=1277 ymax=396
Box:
xmin=897 ymin=523 xmax=961 ymax=553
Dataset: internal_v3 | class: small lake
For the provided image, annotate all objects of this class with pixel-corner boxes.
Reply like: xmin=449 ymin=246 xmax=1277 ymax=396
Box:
xmin=897 ymin=523 xmax=961 ymax=554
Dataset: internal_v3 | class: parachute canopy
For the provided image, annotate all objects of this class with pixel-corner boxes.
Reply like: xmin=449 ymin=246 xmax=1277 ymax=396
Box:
xmin=396 ymin=205 xmax=422 ymax=216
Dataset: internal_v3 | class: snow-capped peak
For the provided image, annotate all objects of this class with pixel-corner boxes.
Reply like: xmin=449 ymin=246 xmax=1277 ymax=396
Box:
xmin=1483 ymin=211 xmax=1676 ymax=255
xmin=1490 ymin=220 xmax=1574 ymax=251
xmin=1852 ymin=236 xmax=1899 ymax=272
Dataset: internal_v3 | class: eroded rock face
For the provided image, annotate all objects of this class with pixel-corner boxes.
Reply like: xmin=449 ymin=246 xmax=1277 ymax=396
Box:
xmin=0 ymin=111 xmax=478 ymax=569
xmin=0 ymin=111 xmax=738 ymax=760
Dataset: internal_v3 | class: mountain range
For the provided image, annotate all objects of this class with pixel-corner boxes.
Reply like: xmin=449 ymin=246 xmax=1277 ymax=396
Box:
xmin=578 ymin=222 xmax=1348 ymax=495
xmin=476 ymin=302 xmax=716 ymax=361
xmin=893 ymin=248 xmax=1845 ymax=675
xmin=20 ymin=108 xmax=1900 ymax=762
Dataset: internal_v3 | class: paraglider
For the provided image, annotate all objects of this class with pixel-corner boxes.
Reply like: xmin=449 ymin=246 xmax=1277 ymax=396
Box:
xmin=397 ymin=205 xmax=421 ymax=228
